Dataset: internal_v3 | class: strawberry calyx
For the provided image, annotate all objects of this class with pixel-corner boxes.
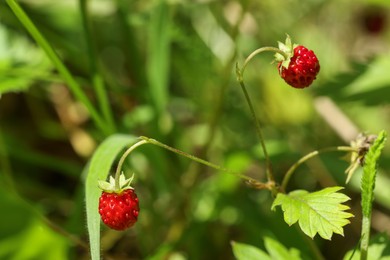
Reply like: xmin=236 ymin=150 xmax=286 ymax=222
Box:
xmin=274 ymin=34 xmax=298 ymax=72
xmin=98 ymin=173 xmax=134 ymax=194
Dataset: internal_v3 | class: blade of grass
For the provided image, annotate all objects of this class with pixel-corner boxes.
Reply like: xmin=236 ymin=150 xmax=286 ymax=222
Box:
xmin=84 ymin=134 xmax=137 ymax=260
xmin=115 ymin=0 xmax=147 ymax=88
xmin=147 ymin=1 xmax=171 ymax=122
xmin=79 ymin=0 xmax=116 ymax=133
xmin=5 ymin=0 xmax=109 ymax=136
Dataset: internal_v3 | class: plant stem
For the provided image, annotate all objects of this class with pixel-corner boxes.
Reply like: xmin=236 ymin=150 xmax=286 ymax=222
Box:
xmin=360 ymin=217 xmax=370 ymax=260
xmin=114 ymin=139 xmax=148 ymax=190
xmin=6 ymin=0 xmax=109 ymax=136
xmin=236 ymin=47 xmax=287 ymax=183
xmin=114 ymin=137 xmax=268 ymax=190
xmin=79 ymin=0 xmax=116 ymax=133
xmin=241 ymin=47 xmax=288 ymax=78
xmin=236 ymin=71 xmax=274 ymax=182
xmin=281 ymin=146 xmax=357 ymax=192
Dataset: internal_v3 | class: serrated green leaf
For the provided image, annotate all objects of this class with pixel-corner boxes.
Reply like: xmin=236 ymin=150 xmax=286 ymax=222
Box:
xmin=231 ymin=241 xmax=271 ymax=260
xmin=272 ymin=186 xmax=354 ymax=240
xmin=264 ymin=237 xmax=302 ymax=260
xmin=231 ymin=237 xmax=302 ymax=260
xmin=361 ymin=130 xmax=387 ymax=217
xmin=84 ymin=134 xmax=137 ymax=260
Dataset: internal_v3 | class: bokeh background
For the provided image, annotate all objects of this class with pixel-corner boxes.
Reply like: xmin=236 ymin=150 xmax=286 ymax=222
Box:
xmin=1 ymin=0 xmax=390 ymax=259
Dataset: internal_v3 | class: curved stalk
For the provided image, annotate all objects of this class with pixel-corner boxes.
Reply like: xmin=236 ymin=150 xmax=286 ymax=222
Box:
xmin=236 ymin=70 xmax=273 ymax=182
xmin=236 ymin=47 xmax=287 ymax=183
xmin=114 ymin=139 xmax=148 ymax=190
xmin=114 ymin=137 xmax=268 ymax=190
xmin=240 ymin=47 xmax=288 ymax=77
xmin=281 ymin=146 xmax=357 ymax=192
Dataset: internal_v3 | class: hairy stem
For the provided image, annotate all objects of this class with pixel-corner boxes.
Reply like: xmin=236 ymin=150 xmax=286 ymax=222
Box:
xmin=114 ymin=137 xmax=268 ymax=190
xmin=281 ymin=146 xmax=357 ymax=192
xmin=360 ymin=217 xmax=370 ymax=260
xmin=235 ymin=47 xmax=288 ymax=184
xmin=236 ymin=71 xmax=274 ymax=182
xmin=240 ymin=47 xmax=288 ymax=77
xmin=114 ymin=139 xmax=148 ymax=190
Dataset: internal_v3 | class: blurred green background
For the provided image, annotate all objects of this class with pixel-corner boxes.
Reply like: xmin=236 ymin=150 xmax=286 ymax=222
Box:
xmin=1 ymin=0 xmax=390 ymax=259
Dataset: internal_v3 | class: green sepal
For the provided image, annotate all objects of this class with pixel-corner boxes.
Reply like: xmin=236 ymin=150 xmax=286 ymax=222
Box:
xmin=98 ymin=173 xmax=134 ymax=193
xmin=274 ymin=34 xmax=298 ymax=70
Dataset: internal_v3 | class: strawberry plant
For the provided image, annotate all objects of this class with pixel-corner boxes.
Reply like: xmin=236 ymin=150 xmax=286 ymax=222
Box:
xmin=2 ymin=1 xmax=390 ymax=260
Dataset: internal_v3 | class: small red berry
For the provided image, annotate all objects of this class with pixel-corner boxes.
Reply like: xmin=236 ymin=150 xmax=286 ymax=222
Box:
xmin=98 ymin=174 xmax=140 ymax=230
xmin=274 ymin=35 xmax=320 ymax=89
xmin=278 ymin=46 xmax=320 ymax=88
xmin=99 ymin=189 xmax=140 ymax=230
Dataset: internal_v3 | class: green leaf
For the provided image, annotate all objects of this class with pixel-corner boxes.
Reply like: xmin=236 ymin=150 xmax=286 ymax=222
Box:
xmin=231 ymin=241 xmax=271 ymax=260
xmin=264 ymin=237 xmax=302 ymax=260
xmin=361 ymin=130 xmax=387 ymax=217
xmin=84 ymin=134 xmax=137 ymax=260
xmin=343 ymin=233 xmax=390 ymax=260
xmin=271 ymin=186 xmax=354 ymax=240
xmin=147 ymin=1 xmax=171 ymax=115
xmin=0 ymin=188 xmax=68 ymax=259
xmin=231 ymin=237 xmax=302 ymax=260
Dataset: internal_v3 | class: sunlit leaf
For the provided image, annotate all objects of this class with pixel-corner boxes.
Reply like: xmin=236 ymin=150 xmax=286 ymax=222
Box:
xmin=264 ymin=237 xmax=302 ymax=260
xmin=231 ymin=241 xmax=271 ymax=260
xmin=271 ymin=186 xmax=353 ymax=240
xmin=231 ymin=237 xmax=302 ymax=260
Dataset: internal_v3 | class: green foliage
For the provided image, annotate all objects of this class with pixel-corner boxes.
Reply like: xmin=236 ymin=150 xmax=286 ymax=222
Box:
xmin=272 ymin=187 xmax=354 ymax=240
xmin=232 ymin=241 xmax=271 ymax=260
xmin=232 ymin=237 xmax=302 ymax=260
xmin=0 ymin=189 xmax=68 ymax=259
xmin=1 ymin=0 xmax=390 ymax=259
xmin=147 ymin=1 xmax=171 ymax=120
xmin=361 ymin=130 xmax=387 ymax=217
xmin=344 ymin=233 xmax=390 ymax=260
xmin=85 ymin=134 xmax=136 ymax=260
xmin=360 ymin=130 xmax=387 ymax=259
xmin=0 ymin=24 xmax=52 ymax=95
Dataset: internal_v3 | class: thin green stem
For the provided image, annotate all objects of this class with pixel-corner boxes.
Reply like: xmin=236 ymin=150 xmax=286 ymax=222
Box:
xmin=360 ymin=217 xmax=370 ymax=260
xmin=140 ymin=136 xmax=262 ymax=184
xmin=236 ymin=71 xmax=274 ymax=183
xmin=114 ymin=139 xmax=148 ymax=190
xmin=236 ymin=47 xmax=287 ymax=183
xmin=79 ymin=0 xmax=116 ymax=133
xmin=113 ymin=137 xmax=268 ymax=190
xmin=6 ymin=0 xmax=109 ymax=135
xmin=241 ymin=47 xmax=288 ymax=78
xmin=281 ymin=146 xmax=357 ymax=192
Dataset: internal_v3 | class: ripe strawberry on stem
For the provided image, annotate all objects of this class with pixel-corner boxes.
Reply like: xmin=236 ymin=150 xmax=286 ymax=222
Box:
xmin=235 ymin=35 xmax=321 ymax=191
xmin=275 ymin=36 xmax=320 ymax=89
xmin=98 ymin=174 xmax=140 ymax=231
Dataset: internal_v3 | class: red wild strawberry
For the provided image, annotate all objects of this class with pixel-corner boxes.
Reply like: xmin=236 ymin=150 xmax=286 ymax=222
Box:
xmin=275 ymin=36 xmax=320 ymax=89
xmin=98 ymin=174 xmax=140 ymax=230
